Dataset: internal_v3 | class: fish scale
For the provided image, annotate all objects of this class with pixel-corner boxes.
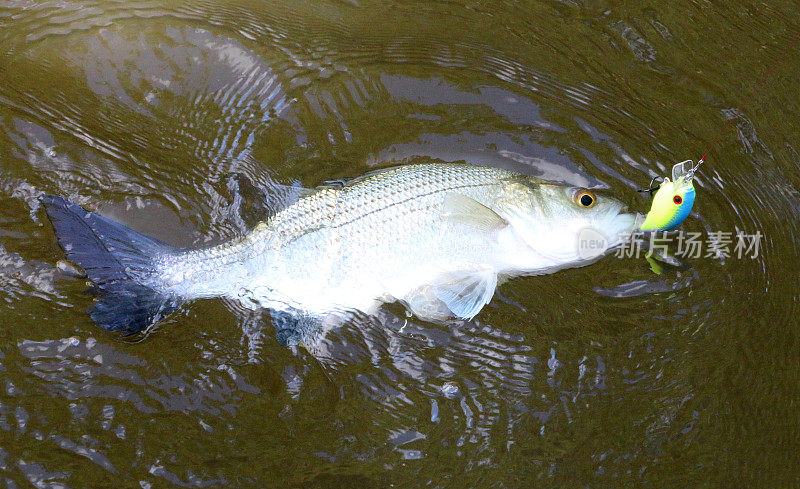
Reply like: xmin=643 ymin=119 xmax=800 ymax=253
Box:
xmin=166 ymin=163 xmax=634 ymax=315
xmin=166 ymin=164 xmax=519 ymax=309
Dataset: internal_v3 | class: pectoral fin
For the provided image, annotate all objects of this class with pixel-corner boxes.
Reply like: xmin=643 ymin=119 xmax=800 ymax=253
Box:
xmin=442 ymin=193 xmax=508 ymax=236
xmin=433 ymin=269 xmax=498 ymax=320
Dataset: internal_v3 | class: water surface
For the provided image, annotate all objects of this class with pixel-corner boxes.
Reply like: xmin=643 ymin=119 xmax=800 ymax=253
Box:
xmin=0 ymin=1 xmax=798 ymax=487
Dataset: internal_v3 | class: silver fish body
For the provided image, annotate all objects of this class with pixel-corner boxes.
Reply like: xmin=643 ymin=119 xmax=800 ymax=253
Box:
xmin=157 ymin=163 xmax=638 ymax=321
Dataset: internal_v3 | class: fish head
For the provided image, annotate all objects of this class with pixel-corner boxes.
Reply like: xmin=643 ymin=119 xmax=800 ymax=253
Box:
xmin=500 ymin=180 xmax=641 ymax=267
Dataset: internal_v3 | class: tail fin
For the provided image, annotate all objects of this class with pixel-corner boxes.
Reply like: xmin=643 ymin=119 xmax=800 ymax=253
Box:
xmin=41 ymin=195 xmax=180 ymax=335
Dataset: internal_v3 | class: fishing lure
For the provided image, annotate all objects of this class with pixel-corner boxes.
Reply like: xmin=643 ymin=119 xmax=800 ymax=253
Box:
xmin=639 ymin=158 xmax=703 ymax=231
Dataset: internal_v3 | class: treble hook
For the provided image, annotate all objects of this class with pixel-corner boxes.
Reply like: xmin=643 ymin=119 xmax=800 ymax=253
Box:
xmin=637 ymin=176 xmax=665 ymax=196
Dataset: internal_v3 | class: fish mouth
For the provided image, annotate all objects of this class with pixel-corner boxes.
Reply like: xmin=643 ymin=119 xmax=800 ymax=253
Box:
xmin=592 ymin=203 xmax=643 ymax=248
xmin=603 ymin=204 xmax=642 ymax=241
xmin=573 ymin=204 xmax=641 ymax=261
xmin=606 ymin=212 xmax=640 ymax=243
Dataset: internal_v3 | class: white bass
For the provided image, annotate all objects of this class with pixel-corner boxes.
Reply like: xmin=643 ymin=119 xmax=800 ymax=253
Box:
xmin=42 ymin=163 xmax=639 ymax=334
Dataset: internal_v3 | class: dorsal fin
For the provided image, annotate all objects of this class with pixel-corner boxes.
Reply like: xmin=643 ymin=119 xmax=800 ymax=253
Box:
xmin=315 ymin=164 xmax=406 ymax=190
xmin=317 ymin=178 xmax=353 ymax=189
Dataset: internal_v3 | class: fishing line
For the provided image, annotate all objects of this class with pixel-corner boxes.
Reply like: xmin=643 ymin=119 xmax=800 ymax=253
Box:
xmin=639 ymin=23 xmax=800 ymax=196
xmin=696 ymin=23 xmax=800 ymax=167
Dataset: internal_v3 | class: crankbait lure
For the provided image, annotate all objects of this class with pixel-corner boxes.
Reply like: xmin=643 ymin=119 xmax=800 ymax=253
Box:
xmin=639 ymin=158 xmax=703 ymax=231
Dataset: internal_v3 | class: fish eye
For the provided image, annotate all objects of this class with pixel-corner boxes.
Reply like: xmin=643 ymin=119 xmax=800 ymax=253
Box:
xmin=673 ymin=195 xmax=683 ymax=205
xmin=573 ymin=190 xmax=596 ymax=208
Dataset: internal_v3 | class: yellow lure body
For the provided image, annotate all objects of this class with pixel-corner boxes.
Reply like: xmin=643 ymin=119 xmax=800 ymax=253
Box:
xmin=640 ymin=176 xmax=696 ymax=231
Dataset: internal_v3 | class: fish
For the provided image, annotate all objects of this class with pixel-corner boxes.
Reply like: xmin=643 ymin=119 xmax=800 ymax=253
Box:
xmin=41 ymin=163 xmax=640 ymax=335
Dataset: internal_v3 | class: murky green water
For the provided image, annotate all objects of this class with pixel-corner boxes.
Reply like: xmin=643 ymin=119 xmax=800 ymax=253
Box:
xmin=1 ymin=1 xmax=798 ymax=487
